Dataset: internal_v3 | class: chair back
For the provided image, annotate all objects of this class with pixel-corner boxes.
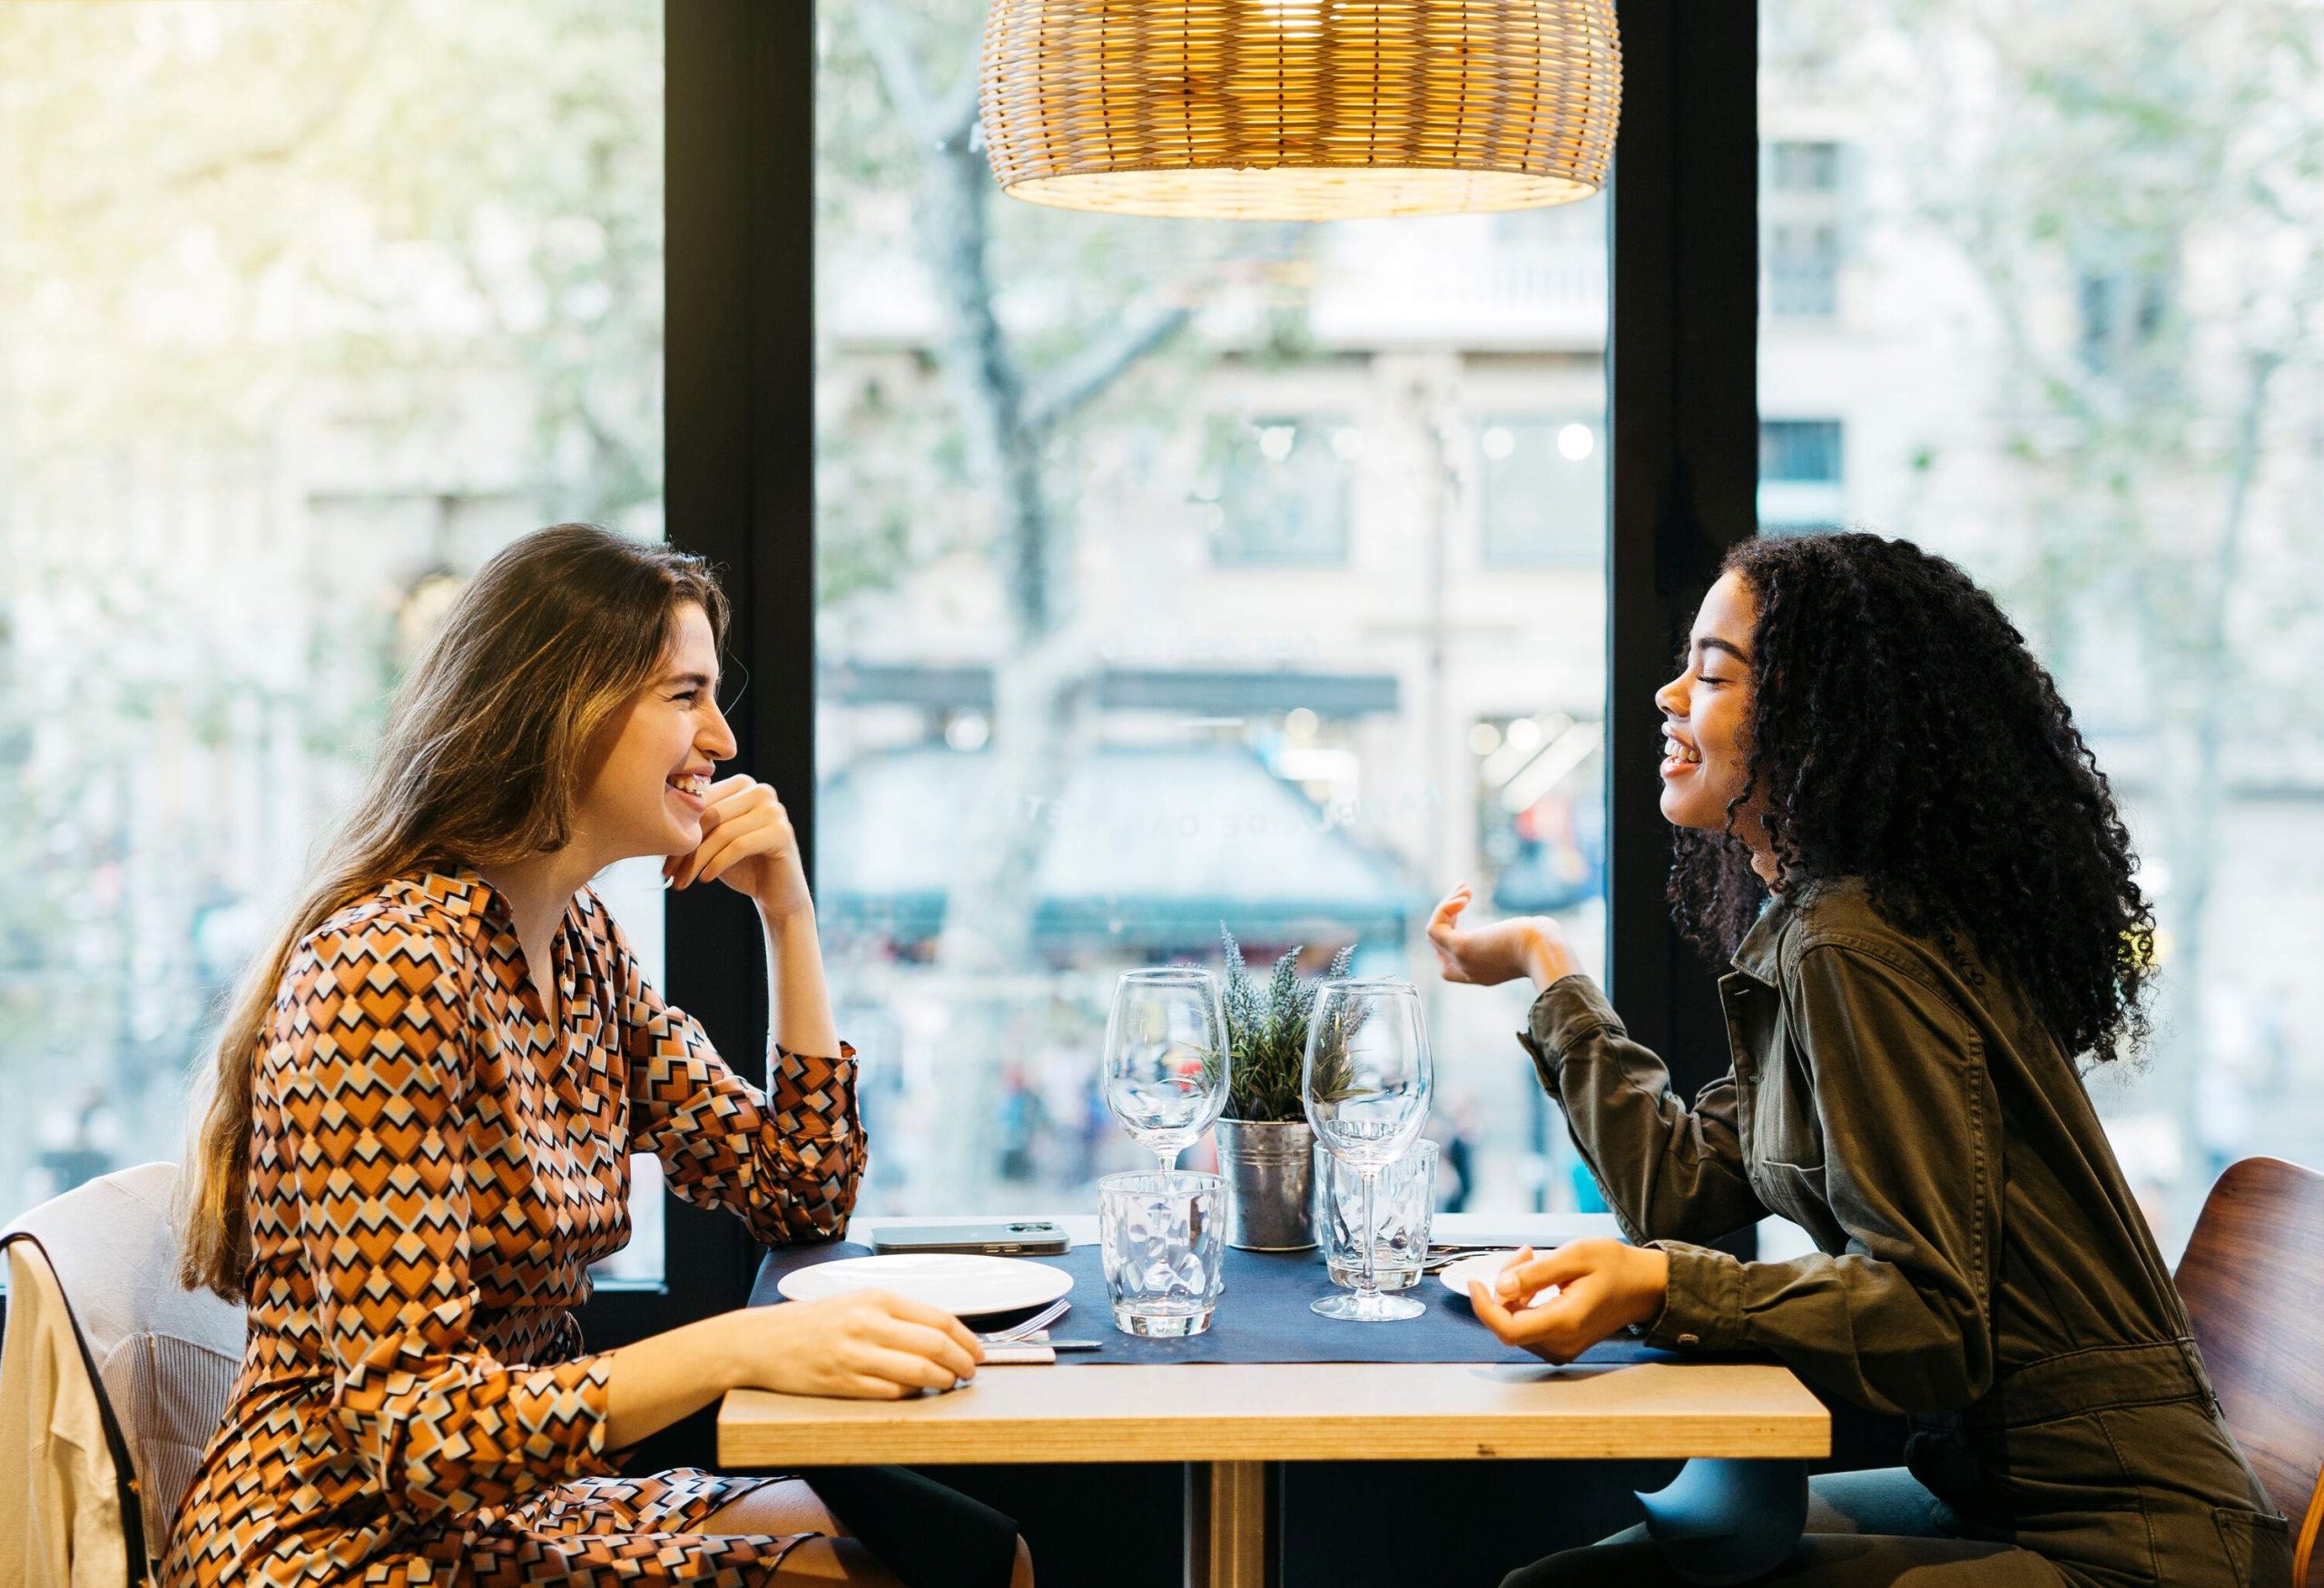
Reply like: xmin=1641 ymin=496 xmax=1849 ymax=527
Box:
xmin=2 ymin=1163 xmax=247 ymax=1564
xmin=2173 ymin=1155 xmax=2324 ymax=1587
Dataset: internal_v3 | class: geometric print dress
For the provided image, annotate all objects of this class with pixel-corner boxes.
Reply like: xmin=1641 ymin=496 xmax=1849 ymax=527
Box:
xmin=161 ymin=867 xmax=862 ymax=1586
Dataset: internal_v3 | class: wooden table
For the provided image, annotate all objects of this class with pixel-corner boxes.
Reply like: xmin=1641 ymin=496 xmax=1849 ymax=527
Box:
xmin=718 ymin=1215 xmax=1829 ymax=1588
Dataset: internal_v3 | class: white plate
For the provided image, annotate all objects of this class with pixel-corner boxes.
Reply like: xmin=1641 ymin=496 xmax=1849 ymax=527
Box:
xmin=774 ymin=1254 xmax=1074 ymax=1317
xmin=1438 ymin=1251 xmax=1560 ymax=1309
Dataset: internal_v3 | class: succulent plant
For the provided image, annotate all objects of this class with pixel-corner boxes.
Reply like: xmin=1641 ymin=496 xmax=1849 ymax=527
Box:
xmin=1218 ymin=923 xmax=1358 ymax=1122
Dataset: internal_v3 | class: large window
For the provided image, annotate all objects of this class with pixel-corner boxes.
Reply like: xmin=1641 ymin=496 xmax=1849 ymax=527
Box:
xmin=1760 ymin=0 xmax=2324 ymax=1258
xmin=812 ymin=4 xmax=1611 ymax=1216
xmin=0 ymin=1 xmax=669 ymax=1280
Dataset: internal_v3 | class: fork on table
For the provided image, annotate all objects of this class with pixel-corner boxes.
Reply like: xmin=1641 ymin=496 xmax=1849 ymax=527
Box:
xmin=976 ymin=1296 xmax=1069 ymax=1344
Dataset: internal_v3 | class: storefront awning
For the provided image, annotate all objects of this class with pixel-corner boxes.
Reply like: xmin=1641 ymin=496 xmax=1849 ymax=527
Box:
xmin=819 ymin=744 xmax=1415 ymax=953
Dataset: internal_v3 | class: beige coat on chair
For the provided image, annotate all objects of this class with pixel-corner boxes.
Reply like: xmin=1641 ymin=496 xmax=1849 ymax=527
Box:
xmin=0 ymin=1164 xmax=246 ymax=1588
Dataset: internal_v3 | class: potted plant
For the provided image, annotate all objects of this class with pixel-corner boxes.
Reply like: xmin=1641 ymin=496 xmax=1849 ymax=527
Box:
xmin=1213 ymin=925 xmax=1355 ymax=1250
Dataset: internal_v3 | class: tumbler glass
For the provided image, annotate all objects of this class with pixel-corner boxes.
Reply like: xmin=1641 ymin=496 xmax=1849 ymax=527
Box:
xmin=1315 ymin=1139 xmax=1437 ymax=1292
xmin=1098 ymin=1169 xmax=1228 ymax=1336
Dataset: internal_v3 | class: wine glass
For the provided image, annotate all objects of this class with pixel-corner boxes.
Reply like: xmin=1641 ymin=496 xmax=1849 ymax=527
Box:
xmin=1103 ymin=968 xmax=1228 ymax=1175
xmin=1303 ymin=977 xmax=1433 ymax=1321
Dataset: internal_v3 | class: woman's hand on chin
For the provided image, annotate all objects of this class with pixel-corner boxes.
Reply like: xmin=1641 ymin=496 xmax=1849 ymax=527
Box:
xmin=1467 ymin=1239 xmax=1670 ymax=1364
xmin=1426 ymin=884 xmax=1581 ymax=989
xmin=664 ymin=776 xmax=813 ymax=919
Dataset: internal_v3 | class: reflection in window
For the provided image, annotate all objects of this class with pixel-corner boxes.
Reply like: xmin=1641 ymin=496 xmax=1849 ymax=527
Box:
xmin=0 ymin=2 xmax=669 ymax=1286
xmin=1475 ymin=714 xmax=1605 ymax=919
xmin=1478 ymin=417 xmax=1605 ymax=568
xmin=1201 ymin=417 xmax=1355 ymax=566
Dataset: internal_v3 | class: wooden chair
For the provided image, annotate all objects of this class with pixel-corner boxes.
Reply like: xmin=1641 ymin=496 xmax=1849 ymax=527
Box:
xmin=2174 ymin=1156 xmax=2324 ymax=1588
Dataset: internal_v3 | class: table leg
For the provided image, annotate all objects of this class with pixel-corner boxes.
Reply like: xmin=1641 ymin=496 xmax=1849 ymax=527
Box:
xmin=1184 ymin=1459 xmax=1270 ymax=1588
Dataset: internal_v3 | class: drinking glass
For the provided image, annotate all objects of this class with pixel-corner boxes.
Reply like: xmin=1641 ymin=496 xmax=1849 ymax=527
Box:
xmin=1103 ymin=968 xmax=1228 ymax=1174
xmin=1316 ymin=1138 xmax=1437 ymax=1292
xmin=1303 ymin=977 xmax=1433 ymax=1321
xmin=1098 ymin=1169 xmax=1227 ymax=1336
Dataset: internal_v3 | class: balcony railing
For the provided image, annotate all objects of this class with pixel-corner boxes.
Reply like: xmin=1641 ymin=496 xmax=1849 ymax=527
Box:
xmin=823 ymin=225 xmax=1609 ymax=355
xmin=1308 ymin=224 xmax=1607 ymax=351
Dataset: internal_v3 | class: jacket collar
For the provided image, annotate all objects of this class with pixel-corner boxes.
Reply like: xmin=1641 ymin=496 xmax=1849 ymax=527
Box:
xmin=1729 ymin=888 xmax=1796 ymax=985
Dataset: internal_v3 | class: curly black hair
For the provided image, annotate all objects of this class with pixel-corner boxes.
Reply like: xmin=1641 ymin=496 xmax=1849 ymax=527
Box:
xmin=1669 ymin=531 xmax=2154 ymax=1067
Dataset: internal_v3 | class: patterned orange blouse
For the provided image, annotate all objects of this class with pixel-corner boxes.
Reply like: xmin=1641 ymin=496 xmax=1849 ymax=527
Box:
xmin=162 ymin=868 xmax=862 ymax=1586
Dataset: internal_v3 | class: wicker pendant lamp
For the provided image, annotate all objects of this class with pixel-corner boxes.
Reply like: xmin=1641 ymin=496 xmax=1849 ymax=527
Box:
xmin=980 ymin=1 xmax=1621 ymax=221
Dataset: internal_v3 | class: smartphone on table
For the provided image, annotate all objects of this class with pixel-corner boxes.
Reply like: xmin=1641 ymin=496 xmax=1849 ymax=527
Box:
xmin=869 ymin=1220 xmax=1071 ymax=1257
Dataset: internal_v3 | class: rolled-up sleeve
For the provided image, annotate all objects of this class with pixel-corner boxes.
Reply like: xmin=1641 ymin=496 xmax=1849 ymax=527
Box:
xmin=1643 ymin=942 xmax=2002 ymax=1415
xmin=610 ymin=928 xmax=863 ymax=1247
xmin=1520 ymin=974 xmax=1767 ymax=1246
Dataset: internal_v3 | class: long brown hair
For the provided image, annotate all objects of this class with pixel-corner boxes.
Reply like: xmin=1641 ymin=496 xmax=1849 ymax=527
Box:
xmin=178 ymin=524 xmax=729 ymax=1299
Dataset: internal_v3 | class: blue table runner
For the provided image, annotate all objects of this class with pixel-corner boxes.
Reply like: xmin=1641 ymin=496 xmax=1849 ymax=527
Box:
xmin=748 ymin=1238 xmax=1758 ymax=1368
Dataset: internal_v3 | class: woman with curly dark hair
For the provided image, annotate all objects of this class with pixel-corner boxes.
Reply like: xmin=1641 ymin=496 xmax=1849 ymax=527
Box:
xmin=1431 ymin=532 xmax=2290 ymax=1585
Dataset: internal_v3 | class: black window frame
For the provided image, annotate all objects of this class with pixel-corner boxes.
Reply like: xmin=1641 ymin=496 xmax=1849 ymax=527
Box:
xmin=1602 ymin=0 xmax=1760 ymax=1189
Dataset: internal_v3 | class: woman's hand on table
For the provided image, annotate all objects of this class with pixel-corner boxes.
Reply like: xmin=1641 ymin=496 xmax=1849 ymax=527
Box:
xmin=724 ymin=1290 xmax=985 ymax=1399
xmin=1467 ymin=1239 xmax=1669 ymax=1364
xmin=1427 ymin=884 xmax=1582 ymax=990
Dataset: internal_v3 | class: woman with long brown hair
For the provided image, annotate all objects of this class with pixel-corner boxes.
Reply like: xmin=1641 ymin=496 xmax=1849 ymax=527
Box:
xmin=162 ymin=525 xmax=1030 ymax=1587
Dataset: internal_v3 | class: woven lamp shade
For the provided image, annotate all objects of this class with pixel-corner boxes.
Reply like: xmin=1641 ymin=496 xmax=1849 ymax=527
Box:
xmin=980 ymin=1 xmax=1621 ymax=221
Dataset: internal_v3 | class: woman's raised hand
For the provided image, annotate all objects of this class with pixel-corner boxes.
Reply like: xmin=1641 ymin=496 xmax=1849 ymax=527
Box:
xmin=725 ymin=1289 xmax=986 ymax=1401
xmin=665 ymin=776 xmax=812 ymax=919
xmin=1466 ymin=1239 xmax=1671 ymax=1365
xmin=1426 ymin=885 xmax=1581 ymax=988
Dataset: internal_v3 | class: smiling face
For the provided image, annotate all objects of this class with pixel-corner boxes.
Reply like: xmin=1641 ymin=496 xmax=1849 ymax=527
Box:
xmin=1653 ymin=570 xmax=1761 ymax=837
xmin=574 ymin=601 xmax=736 ymax=864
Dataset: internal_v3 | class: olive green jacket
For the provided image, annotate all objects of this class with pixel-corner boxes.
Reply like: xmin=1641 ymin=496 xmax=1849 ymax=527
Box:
xmin=1521 ymin=878 xmax=2196 ymax=1418
xmin=1522 ymin=878 xmax=2293 ymax=1584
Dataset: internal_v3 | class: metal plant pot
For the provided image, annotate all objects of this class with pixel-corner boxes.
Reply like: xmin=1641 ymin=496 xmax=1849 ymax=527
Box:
xmin=1215 ymin=1117 xmax=1318 ymax=1251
